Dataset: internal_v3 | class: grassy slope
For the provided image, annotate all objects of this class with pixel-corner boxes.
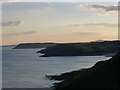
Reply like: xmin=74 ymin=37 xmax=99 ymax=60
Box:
xmin=38 ymin=41 xmax=120 ymax=56
xmin=54 ymin=52 xmax=120 ymax=89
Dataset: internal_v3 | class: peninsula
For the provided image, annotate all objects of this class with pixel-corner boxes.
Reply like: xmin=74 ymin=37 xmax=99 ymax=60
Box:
xmin=38 ymin=40 xmax=120 ymax=57
xmin=13 ymin=43 xmax=57 ymax=49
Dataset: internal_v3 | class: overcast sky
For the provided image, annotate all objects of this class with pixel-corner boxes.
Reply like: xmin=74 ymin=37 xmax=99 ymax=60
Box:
xmin=2 ymin=1 xmax=118 ymax=45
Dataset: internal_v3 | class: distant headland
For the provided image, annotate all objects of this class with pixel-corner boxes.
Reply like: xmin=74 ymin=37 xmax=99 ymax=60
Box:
xmin=37 ymin=40 xmax=120 ymax=57
xmin=13 ymin=43 xmax=57 ymax=49
xmin=13 ymin=40 xmax=120 ymax=57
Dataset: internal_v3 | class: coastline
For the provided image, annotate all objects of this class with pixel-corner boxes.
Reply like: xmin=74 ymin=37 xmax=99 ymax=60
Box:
xmin=38 ymin=41 xmax=120 ymax=57
xmin=46 ymin=52 xmax=119 ymax=89
xmin=39 ymin=52 xmax=115 ymax=57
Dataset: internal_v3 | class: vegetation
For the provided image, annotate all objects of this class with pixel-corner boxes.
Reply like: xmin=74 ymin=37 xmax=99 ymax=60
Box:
xmin=38 ymin=40 xmax=120 ymax=57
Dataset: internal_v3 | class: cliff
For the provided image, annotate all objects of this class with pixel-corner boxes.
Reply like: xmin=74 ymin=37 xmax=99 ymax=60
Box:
xmin=47 ymin=52 xmax=120 ymax=89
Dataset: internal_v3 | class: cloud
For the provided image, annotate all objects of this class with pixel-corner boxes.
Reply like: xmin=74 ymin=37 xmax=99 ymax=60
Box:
xmin=94 ymin=13 xmax=111 ymax=16
xmin=2 ymin=21 xmax=24 ymax=27
xmin=5 ymin=31 xmax=37 ymax=36
xmin=76 ymin=4 xmax=118 ymax=12
xmin=0 ymin=0 xmax=20 ymax=4
xmin=73 ymin=31 xmax=99 ymax=36
xmin=28 ymin=7 xmax=54 ymax=14
xmin=68 ymin=23 xmax=117 ymax=28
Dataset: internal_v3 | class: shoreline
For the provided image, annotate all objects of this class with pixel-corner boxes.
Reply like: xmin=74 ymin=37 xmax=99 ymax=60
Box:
xmin=40 ymin=53 xmax=115 ymax=57
xmin=46 ymin=52 xmax=119 ymax=89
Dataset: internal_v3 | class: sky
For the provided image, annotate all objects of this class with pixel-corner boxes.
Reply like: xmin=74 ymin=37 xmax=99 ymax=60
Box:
xmin=1 ymin=1 xmax=119 ymax=45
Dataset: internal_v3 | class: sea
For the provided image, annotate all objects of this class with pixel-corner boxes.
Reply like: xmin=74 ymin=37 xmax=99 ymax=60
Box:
xmin=2 ymin=46 xmax=111 ymax=88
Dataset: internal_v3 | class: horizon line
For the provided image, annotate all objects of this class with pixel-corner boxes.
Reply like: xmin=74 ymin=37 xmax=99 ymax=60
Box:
xmin=1 ymin=39 xmax=119 ymax=46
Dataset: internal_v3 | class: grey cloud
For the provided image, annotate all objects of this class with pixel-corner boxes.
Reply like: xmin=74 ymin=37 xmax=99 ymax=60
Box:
xmin=5 ymin=31 xmax=36 ymax=36
xmin=68 ymin=23 xmax=117 ymax=27
xmin=77 ymin=4 xmax=118 ymax=12
xmin=0 ymin=0 xmax=20 ymax=4
xmin=2 ymin=21 xmax=24 ymax=27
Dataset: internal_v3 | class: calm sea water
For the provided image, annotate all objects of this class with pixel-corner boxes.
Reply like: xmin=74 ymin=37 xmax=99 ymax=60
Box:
xmin=2 ymin=46 xmax=111 ymax=88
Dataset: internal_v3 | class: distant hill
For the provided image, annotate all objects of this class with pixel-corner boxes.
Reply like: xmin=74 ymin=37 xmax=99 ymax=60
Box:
xmin=38 ymin=40 xmax=120 ymax=57
xmin=2 ymin=45 xmax=16 ymax=47
xmin=47 ymin=52 xmax=120 ymax=89
xmin=13 ymin=43 xmax=57 ymax=49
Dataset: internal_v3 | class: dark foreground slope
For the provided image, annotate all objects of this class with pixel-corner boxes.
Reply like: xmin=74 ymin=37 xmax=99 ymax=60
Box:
xmin=47 ymin=52 xmax=120 ymax=89
xmin=38 ymin=41 xmax=120 ymax=57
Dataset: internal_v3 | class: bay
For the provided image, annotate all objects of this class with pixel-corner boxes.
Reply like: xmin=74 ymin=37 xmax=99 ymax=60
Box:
xmin=2 ymin=46 xmax=111 ymax=88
